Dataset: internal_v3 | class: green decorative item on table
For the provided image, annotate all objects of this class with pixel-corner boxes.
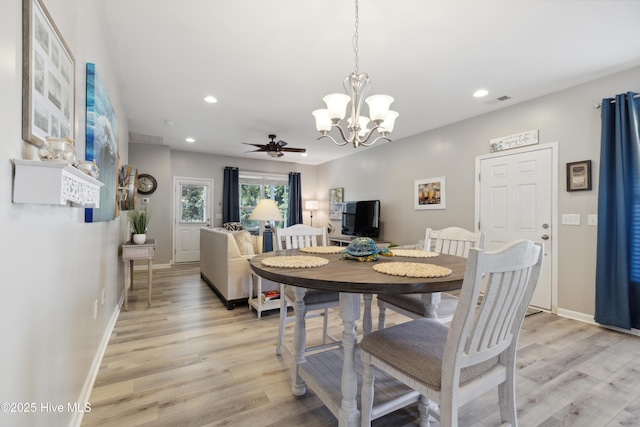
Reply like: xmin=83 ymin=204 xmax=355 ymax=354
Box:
xmin=129 ymin=207 xmax=150 ymax=244
xmin=341 ymin=237 xmax=390 ymax=262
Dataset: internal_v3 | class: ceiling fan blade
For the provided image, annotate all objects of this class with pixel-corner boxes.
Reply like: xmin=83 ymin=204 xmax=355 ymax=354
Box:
xmin=276 ymin=140 xmax=288 ymax=147
xmin=242 ymin=142 xmax=268 ymax=151
xmin=281 ymin=147 xmax=306 ymax=153
xmin=277 ymin=152 xmax=284 ymax=157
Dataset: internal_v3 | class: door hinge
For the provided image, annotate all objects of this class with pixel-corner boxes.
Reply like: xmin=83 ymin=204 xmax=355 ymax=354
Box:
xmin=478 ymin=173 xmax=481 ymax=181
xmin=478 ymin=221 xmax=481 ymax=230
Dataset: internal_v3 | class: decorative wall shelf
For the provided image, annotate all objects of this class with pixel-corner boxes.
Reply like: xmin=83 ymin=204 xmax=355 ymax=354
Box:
xmin=12 ymin=159 xmax=104 ymax=208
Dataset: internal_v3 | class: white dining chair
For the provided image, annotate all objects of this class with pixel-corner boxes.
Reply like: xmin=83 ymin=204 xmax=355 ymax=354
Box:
xmin=274 ymin=224 xmax=340 ymax=355
xmin=377 ymin=227 xmax=484 ymax=328
xmin=361 ymin=239 xmax=543 ymax=427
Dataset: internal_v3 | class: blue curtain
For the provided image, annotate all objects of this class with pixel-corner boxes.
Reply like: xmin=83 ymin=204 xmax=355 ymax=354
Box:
xmin=223 ymin=167 xmax=240 ymax=223
xmin=288 ymin=172 xmax=302 ymax=225
xmin=595 ymin=92 xmax=640 ymax=330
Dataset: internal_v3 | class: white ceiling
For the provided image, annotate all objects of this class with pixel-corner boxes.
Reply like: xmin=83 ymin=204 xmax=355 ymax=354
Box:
xmin=96 ymin=0 xmax=640 ymax=166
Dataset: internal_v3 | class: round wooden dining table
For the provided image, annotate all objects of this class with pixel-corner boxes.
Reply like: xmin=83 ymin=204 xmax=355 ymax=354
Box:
xmin=250 ymin=249 xmax=467 ymax=427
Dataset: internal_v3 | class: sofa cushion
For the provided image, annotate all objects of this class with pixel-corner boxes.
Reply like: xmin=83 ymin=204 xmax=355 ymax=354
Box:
xmin=231 ymin=230 xmax=255 ymax=256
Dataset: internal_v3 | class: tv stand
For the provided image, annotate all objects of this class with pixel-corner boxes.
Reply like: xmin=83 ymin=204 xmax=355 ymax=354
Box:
xmin=329 ymin=235 xmax=390 ymax=248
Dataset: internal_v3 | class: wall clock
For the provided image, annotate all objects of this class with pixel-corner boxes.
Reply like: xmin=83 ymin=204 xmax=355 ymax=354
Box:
xmin=137 ymin=174 xmax=157 ymax=195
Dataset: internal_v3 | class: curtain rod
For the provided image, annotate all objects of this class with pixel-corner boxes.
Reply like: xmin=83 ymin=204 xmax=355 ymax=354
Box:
xmin=593 ymin=93 xmax=640 ymax=109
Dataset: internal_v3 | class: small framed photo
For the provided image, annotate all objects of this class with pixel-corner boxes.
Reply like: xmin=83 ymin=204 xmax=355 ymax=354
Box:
xmin=415 ymin=177 xmax=446 ymax=210
xmin=566 ymin=160 xmax=592 ymax=192
xmin=329 ymin=188 xmax=344 ymax=219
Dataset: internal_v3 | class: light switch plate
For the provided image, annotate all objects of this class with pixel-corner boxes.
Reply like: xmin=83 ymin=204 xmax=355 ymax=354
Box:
xmin=562 ymin=214 xmax=581 ymax=225
xmin=588 ymin=214 xmax=598 ymax=226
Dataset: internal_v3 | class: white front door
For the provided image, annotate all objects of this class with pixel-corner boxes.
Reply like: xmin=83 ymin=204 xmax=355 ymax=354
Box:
xmin=173 ymin=177 xmax=213 ymax=263
xmin=476 ymin=144 xmax=557 ymax=310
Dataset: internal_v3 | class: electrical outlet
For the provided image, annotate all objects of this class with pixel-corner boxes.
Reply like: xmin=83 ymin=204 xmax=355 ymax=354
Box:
xmin=588 ymin=214 xmax=598 ymax=226
xmin=561 ymin=214 xmax=581 ymax=226
xmin=93 ymin=300 xmax=98 ymax=320
xmin=101 ymin=288 xmax=106 ymax=304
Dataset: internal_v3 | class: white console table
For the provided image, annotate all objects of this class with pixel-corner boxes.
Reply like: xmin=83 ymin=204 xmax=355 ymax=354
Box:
xmin=122 ymin=239 xmax=156 ymax=310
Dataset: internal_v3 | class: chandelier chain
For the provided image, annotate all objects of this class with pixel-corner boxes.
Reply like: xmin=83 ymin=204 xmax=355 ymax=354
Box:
xmin=353 ymin=0 xmax=359 ymax=75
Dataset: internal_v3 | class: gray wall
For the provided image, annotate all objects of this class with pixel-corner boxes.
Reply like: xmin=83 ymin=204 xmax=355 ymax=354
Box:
xmin=0 ymin=0 xmax=128 ymax=426
xmin=316 ymin=66 xmax=640 ymax=318
xmin=128 ymin=143 xmax=172 ymax=264
xmin=128 ymin=146 xmax=318 ymax=264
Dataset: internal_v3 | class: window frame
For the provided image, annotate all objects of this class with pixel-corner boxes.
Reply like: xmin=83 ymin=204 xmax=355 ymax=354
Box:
xmin=239 ymin=172 xmax=289 ymax=234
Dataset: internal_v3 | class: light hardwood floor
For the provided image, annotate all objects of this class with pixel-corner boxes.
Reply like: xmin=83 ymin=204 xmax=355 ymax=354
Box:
xmin=82 ymin=263 xmax=640 ymax=427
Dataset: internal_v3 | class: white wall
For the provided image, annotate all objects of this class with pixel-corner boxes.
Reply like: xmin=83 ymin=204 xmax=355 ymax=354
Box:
xmin=0 ymin=0 xmax=128 ymax=426
xmin=317 ymin=66 xmax=640 ymax=318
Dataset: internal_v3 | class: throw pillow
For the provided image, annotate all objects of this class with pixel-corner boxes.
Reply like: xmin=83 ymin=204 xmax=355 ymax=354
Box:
xmin=231 ymin=230 xmax=255 ymax=256
xmin=223 ymin=222 xmax=245 ymax=231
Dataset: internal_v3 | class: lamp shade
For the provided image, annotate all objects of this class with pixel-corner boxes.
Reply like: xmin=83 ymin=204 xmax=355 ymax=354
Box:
xmin=312 ymin=109 xmax=332 ymax=132
xmin=305 ymin=200 xmax=319 ymax=210
xmin=323 ymin=93 xmax=351 ymax=121
xmin=365 ymin=94 xmax=394 ymax=122
xmin=379 ymin=110 xmax=399 ymax=134
xmin=248 ymin=199 xmax=284 ymax=221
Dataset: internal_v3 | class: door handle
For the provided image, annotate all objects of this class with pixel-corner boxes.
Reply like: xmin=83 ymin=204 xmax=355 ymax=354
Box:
xmin=541 ymin=234 xmax=550 ymax=240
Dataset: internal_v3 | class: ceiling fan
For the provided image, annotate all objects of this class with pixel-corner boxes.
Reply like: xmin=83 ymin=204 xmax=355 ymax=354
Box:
xmin=242 ymin=134 xmax=306 ymax=158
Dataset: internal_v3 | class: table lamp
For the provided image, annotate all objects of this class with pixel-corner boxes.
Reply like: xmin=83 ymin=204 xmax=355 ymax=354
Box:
xmin=305 ymin=200 xmax=319 ymax=226
xmin=249 ymin=199 xmax=283 ymax=252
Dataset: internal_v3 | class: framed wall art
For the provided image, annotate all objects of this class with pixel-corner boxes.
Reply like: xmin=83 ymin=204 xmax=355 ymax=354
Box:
xmin=566 ymin=160 xmax=592 ymax=192
xmin=415 ymin=177 xmax=446 ymax=210
xmin=22 ymin=0 xmax=75 ymax=147
xmin=329 ymin=188 xmax=344 ymax=220
xmin=85 ymin=63 xmax=118 ymax=222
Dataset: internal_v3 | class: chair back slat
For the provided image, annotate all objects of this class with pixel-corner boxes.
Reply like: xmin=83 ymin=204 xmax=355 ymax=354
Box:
xmin=276 ymin=224 xmax=327 ymax=250
xmin=426 ymin=227 xmax=485 ymax=258
xmin=444 ymin=240 xmax=543 ymax=371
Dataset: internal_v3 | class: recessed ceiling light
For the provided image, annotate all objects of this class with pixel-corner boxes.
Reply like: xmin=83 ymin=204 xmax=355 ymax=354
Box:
xmin=301 ymin=152 xmax=308 ymax=157
xmin=473 ymin=89 xmax=489 ymax=98
xmin=204 ymin=96 xmax=218 ymax=103
xmin=185 ymin=137 xmax=195 ymax=143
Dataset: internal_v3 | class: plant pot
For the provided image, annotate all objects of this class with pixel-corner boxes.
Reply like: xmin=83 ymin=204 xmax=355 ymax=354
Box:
xmin=132 ymin=234 xmax=147 ymax=244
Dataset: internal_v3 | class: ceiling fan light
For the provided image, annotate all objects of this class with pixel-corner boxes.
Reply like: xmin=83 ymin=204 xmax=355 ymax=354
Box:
xmin=366 ymin=94 xmax=394 ymax=123
xmin=323 ymin=93 xmax=351 ymax=121
xmin=378 ymin=110 xmax=399 ymax=134
xmin=312 ymin=109 xmax=332 ymax=132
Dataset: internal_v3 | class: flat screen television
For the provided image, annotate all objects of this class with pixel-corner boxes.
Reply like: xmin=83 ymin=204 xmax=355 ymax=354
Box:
xmin=341 ymin=200 xmax=380 ymax=238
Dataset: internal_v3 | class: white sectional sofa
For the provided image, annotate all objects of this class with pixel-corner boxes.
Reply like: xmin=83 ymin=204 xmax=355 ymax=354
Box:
xmin=200 ymin=227 xmax=277 ymax=309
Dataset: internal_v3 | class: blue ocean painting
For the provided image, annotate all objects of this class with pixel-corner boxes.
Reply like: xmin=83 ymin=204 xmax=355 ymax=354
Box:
xmin=85 ymin=63 xmax=118 ymax=222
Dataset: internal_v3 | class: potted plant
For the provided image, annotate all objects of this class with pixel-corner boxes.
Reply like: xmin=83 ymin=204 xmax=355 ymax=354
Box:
xmin=129 ymin=207 xmax=150 ymax=244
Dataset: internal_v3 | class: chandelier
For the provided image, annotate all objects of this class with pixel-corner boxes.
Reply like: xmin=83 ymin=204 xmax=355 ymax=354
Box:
xmin=312 ymin=0 xmax=398 ymax=148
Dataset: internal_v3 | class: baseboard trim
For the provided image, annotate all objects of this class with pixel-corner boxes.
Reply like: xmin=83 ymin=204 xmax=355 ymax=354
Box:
xmin=557 ymin=308 xmax=640 ymax=337
xmin=70 ymin=300 xmax=121 ymax=427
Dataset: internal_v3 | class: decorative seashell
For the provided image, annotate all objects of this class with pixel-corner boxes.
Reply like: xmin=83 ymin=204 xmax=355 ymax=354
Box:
xmin=75 ymin=160 xmax=100 ymax=178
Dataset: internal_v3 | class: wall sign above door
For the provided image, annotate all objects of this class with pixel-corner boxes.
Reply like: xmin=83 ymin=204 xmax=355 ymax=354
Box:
xmin=490 ymin=130 xmax=539 ymax=153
